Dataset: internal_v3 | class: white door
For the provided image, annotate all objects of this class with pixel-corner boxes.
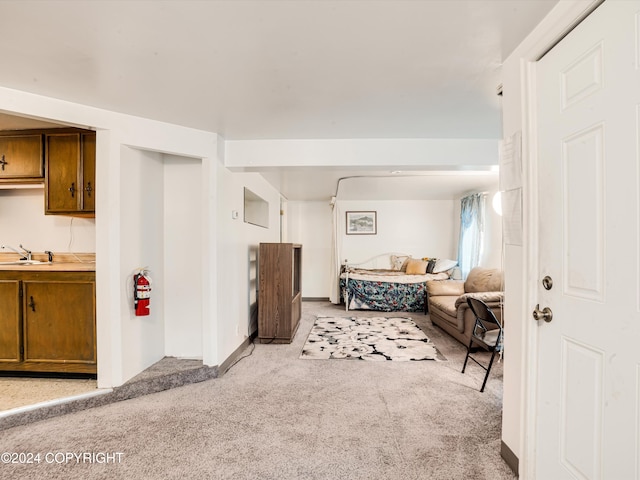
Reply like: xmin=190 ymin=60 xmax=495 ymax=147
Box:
xmin=535 ymin=1 xmax=640 ymax=478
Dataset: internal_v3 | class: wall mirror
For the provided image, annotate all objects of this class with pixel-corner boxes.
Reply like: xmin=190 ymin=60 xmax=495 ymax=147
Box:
xmin=244 ymin=187 xmax=269 ymax=228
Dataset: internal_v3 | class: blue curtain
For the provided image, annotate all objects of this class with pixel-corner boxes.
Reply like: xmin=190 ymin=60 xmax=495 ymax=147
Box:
xmin=457 ymin=193 xmax=485 ymax=278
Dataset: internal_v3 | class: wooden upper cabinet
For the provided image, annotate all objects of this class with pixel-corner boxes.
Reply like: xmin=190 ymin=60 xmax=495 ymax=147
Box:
xmin=45 ymin=130 xmax=96 ymax=216
xmin=82 ymin=132 xmax=96 ymax=212
xmin=46 ymin=133 xmax=78 ymax=212
xmin=0 ymin=133 xmax=44 ymax=182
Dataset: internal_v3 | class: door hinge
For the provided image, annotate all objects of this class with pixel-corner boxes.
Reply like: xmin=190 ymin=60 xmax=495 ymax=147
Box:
xmin=19 ymin=285 xmax=23 ymax=297
xmin=20 ymin=345 xmax=24 ymax=354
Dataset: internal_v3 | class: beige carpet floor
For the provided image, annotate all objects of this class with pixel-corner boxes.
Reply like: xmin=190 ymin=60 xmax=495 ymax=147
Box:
xmin=0 ymin=302 xmax=513 ymax=480
xmin=0 ymin=378 xmax=97 ymax=411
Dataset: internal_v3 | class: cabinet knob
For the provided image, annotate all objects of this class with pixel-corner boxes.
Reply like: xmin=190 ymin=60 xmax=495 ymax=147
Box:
xmin=28 ymin=296 xmax=36 ymax=312
xmin=85 ymin=182 xmax=93 ymax=197
xmin=69 ymin=182 xmax=76 ymax=198
xmin=0 ymin=155 xmax=7 ymax=171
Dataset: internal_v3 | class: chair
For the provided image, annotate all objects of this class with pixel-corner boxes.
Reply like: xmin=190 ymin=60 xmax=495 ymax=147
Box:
xmin=461 ymin=296 xmax=504 ymax=392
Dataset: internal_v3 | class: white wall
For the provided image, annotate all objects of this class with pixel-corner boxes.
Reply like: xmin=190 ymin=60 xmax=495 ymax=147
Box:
xmin=287 ymin=200 xmax=459 ymax=298
xmin=110 ymin=146 xmax=210 ymax=386
xmin=286 ymin=199 xmax=459 ymax=300
xmin=226 ymin=138 xmax=499 ymax=169
xmin=119 ymin=147 xmax=166 ymax=382
xmin=118 ymin=149 xmax=206 ymax=379
xmin=285 ymin=195 xmax=501 ymax=299
xmin=287 ymin=201 xmax=333 ymax=298
xmin=338 ymin=199 xmax=457 ymax=266
xmin=0 ymin=187 xmax=95 ymax=252
xmin=482 ymin=190 xmax=503 ymax=269
xmin=164 ymin=154 xmax=203 ymax=359
xmin=109 ymin=140 xmax=215 ymax=386
xmin=216 ymin=162 xmax=281 ymax=361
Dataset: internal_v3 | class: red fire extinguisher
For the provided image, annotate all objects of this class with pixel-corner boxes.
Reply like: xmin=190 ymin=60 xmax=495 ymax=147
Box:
xmin=134 ymin=269 xmax=152 ymax=316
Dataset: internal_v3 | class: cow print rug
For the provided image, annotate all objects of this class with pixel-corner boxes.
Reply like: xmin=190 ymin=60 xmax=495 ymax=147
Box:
xmin=300 ymin=316 xmax=446 ymax=361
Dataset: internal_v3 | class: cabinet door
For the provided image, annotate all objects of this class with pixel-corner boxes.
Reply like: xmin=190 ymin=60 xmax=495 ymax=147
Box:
xmin=0 ymin=280 xmax=21 ymax=362
xmin=0 ymin=135 xmax=43 ymax=180
xmin=46 ymin=133 xmax=80 ymax=213
xmin=23 ymin=281 xmax=96 ymax=366
xmin=81 ymin=132 xmax=96 ymax=212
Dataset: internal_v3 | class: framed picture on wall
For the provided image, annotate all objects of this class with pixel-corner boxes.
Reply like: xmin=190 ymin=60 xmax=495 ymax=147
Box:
xmin=346 ymin=211 xmax=377 ymax=235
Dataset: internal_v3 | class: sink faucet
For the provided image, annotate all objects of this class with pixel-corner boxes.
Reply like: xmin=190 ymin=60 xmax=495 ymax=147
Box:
xmin=1 ymin=244 xmax=32 ymax=261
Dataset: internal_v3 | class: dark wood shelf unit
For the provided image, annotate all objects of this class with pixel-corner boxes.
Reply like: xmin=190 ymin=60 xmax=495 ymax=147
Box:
xmin=258 ymin=243 xmax=302 ymax=344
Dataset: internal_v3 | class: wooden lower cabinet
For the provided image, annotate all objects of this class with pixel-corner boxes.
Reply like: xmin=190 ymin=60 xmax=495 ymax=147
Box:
xmin=0 ymin=271 xmax=96 ymax=374
xmin=0 ymin=280 xmax=21 ymax=363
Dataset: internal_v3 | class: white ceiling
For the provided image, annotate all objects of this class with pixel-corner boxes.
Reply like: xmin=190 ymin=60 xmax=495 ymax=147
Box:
xmin=0 ymin=0 xmax=557 ymax=200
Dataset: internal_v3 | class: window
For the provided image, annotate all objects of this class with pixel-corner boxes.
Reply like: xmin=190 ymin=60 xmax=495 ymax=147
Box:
xmin=457 ymin=193 xmax=485 ymax=278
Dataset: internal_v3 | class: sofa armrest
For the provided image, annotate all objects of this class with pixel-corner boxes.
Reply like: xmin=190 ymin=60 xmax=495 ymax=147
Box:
xmin=426 ymin=280 xmax=464 ymax=297
xmin=454 ymin=291 xmax=504 ymax=309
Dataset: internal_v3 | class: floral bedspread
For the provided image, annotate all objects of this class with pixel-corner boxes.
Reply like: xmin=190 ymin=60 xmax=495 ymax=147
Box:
xmin=340 ymin=273 xmax=446 ymax=312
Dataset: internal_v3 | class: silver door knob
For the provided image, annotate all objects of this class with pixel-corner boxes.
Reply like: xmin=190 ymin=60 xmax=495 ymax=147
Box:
xmin=533 ymin=304 xmax=553 ymax=322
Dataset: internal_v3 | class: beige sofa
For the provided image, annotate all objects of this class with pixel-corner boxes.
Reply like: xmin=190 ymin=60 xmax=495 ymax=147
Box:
xmin=426 ymin=267 xmax=503 ymax=346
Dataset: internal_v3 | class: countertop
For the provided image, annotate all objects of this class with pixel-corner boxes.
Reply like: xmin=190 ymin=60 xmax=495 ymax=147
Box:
xmin=0 ymin=252 xmax=96 ymax=272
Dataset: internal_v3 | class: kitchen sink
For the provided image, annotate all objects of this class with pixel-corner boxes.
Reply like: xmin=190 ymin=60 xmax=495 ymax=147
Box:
xmin=0 ymin=260 xmax=47 ymax=266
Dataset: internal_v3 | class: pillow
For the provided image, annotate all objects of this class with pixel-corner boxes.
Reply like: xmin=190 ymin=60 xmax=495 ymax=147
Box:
xmin=432 ymin=258 xmax=458 ymax=274
xmin=426 ymin=279 xmax=465 ymax=297
xmin=390 ymin=255 xmax=411 ymax=271
xmin=426 ymin=259 xmax=437 ymax=274
xmin=405 ymin=258 xmax=428 ymax=275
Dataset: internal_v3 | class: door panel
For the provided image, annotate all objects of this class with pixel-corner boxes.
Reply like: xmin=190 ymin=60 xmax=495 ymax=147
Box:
xmin=82 ymin=132 xmax=96 ymax=212
xmin=560 ymin=338 xmax=604 ymax=479
xmin=562 ymin=124 xmax=604 ymax=301
xmin=0 ymin=280 xmax=21 ymax=362
xmin=560 ymin=42 xmax=603 ymax=110
xmin=0 ymin=135 xmax=43 ymax=179
xmin=536 ymin=1 xmax=640 ymax=478
xmin=46 ymin=133 xmax=80 ymax=212
xmin=23 ymin=281 xmax=96 ymax=364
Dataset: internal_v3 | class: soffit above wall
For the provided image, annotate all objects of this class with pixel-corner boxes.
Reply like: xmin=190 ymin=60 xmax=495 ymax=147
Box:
xmin=336 ymin=171 xmax=499 ymax=201
xmin=261 ymin=167 xmax=499 ymax=201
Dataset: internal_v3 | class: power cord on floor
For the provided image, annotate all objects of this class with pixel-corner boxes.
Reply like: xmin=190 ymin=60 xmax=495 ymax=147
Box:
xmin=223 ymin=340 xmax=256 ymax=374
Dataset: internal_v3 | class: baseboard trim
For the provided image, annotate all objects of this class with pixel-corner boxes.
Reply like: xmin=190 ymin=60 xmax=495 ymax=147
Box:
xmin=219 ymin=332 xmax=257 ymax=376
xmin=302 ymin=297 xmax=330 ymax=302
xmin=501 ymin=440 xmax=519 ymax=476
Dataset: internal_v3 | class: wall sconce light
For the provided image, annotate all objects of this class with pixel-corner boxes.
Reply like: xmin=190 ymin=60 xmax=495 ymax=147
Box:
xmin=492 ymin=191 xmax=503 ymax=216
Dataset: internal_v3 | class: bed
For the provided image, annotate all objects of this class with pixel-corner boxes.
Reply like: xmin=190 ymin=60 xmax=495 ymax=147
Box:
xmin=339 ymin=253 xmax=454 ymax=312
